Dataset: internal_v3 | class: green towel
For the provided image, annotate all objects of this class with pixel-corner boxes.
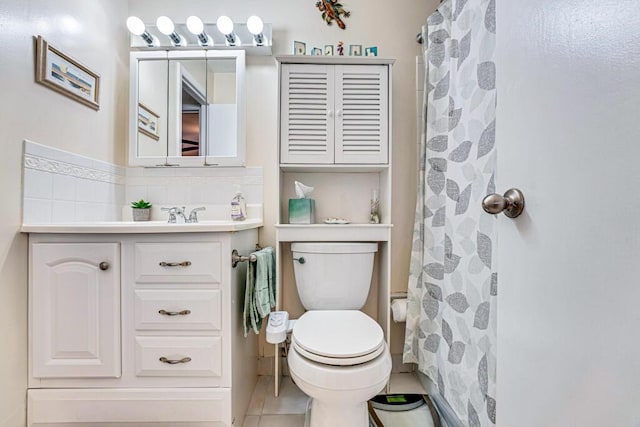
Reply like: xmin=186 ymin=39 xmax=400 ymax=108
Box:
xmin=243 ymin=247 xmax=276 ymax=337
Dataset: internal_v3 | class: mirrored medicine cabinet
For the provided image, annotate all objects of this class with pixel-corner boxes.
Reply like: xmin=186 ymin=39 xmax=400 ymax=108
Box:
xmin=129 ymin=50 xmax=246 ymax=167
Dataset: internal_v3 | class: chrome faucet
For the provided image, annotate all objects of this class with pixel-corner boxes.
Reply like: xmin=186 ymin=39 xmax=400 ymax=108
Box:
xmin=161 ymin=206 xmax=187 ymax=223
xmin=187 ymin=207 xmax=206 ymax=223
xmin=161 ymin=206 xmax=205 ymax=223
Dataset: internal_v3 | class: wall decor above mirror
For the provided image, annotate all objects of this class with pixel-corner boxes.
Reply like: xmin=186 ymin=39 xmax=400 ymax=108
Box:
xmin=129 ymin=50 xmax=246 ymax=167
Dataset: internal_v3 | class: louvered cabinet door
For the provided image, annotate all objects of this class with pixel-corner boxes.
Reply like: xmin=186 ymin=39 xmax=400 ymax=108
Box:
xmin=334 ymin=65 xmax=389 ymax=164
xmin=280 ymin=64 xmax=335 ymax=164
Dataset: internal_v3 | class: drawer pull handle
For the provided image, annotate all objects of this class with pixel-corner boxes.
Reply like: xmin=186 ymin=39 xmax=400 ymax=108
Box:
xmin=159 ymin=356 xmax=192 ymax=365
xmin=158 ymin=309 xmax=191 ymax=316
xmin=159 ymin=261 xmax=192 ymax=267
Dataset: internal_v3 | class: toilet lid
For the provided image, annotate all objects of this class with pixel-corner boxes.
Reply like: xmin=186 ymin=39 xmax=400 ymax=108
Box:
xmin=293 ymin=311 xmax=385 ymax=360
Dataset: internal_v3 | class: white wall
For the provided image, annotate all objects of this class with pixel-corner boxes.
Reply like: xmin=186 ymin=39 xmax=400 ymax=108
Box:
xmin=128 ymin=0 xmax=439 ymax=357
xmin=0 ymin=0 xmax=129 ymax=424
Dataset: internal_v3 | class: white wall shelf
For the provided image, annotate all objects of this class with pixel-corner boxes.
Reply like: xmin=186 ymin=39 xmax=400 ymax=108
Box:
xmin=275 ymin=55 xmax=395 ymax=66
xmin=279 ymin=164 xmax=390 ymax=173
xmin=276 ymin=224 xmax=392 ymax=242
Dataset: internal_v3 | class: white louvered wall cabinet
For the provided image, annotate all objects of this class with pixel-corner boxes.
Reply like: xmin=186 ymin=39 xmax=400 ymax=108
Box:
xmin=279 ymin=57 xmax=392 ymax=165
xmin=273 ymin=56 xmax=394 ymax=397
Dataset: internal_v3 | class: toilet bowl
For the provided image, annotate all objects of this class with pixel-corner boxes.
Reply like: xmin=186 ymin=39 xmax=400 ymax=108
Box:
xmin=287 ymin=242 xmax=391 ymax=427
xmin=288 ymin=310 xmax=392 ymax=427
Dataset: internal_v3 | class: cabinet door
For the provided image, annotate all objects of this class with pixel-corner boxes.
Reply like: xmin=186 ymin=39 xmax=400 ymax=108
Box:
xmin=31 ymin=243 xmax=121 ymax=378
xmin=280 ymin=64 xmax=335 ymax=164
xmin=335 ymin=65 xmax=389 ymax=164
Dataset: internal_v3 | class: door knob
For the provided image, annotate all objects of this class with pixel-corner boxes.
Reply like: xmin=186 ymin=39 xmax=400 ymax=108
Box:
xmin=482 ymin=188 xmax=525 ymax=218
xmin=99 ymin=262 xmax=110 ymax=271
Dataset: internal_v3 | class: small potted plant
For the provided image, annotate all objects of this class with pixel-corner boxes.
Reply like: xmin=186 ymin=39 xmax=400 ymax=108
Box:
xmin=131 ymin=199 xmax=152 ymax=222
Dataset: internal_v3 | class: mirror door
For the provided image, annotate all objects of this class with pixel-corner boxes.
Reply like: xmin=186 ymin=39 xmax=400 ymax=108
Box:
xmin=167 ymin=51 xmax=207 ymax=166
xmin=132 ymin=51 xmax=169 ymax=165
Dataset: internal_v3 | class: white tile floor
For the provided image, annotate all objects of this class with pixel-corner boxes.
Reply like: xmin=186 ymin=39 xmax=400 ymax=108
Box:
xmin=242 ymin=373 xmax=426 ymax=427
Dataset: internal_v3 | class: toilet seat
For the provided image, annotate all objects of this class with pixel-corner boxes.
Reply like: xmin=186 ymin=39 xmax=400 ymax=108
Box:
xmin=292 ymin=310 xmax=385 ymax=366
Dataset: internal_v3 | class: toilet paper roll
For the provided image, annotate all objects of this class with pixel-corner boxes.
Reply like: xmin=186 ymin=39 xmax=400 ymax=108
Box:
xmin=391 ymin=298 xmax=408 ymax=323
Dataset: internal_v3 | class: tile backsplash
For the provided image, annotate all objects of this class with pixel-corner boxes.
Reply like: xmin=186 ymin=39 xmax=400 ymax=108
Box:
xmin=23 ymin=141 xmax=125 ymax=223
xmin=22 ymin=140 xmax=263 ymax=224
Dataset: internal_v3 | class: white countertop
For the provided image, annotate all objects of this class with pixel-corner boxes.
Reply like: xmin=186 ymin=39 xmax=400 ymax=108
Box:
xmin=21 ymin=218 xmax=263 ymax=234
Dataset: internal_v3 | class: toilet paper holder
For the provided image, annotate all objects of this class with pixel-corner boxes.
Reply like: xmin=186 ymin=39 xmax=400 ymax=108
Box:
xmin=390 ymin=292 xmax=408 ymax=323
xmin=390 ymin=292 xmax=408 ymax=301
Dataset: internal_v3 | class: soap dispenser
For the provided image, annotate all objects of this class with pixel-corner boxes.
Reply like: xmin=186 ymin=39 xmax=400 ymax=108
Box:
xmin=231 ymin=191 xmax=247 ymax=221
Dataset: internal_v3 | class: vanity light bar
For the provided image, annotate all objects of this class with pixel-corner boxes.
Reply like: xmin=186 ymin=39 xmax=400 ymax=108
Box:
xmin=126 ymin=15 xmax=272 ymax=53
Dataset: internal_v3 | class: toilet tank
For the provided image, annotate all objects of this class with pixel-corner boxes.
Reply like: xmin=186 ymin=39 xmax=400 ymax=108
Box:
xmin=291 ymin=242 xmax=378 ymax=310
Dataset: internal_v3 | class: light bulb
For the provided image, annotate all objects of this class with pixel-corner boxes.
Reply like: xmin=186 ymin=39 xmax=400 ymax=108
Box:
xmin=216 ymin=16 xmax=234 ymax=35
xmin=126 ymin=16 xmax=146 ymax=36
xmin=156 ymin=16 xmax=175 ymax=35
xmin=186 ymin=16 xmax=204 ymax=35
xmin=246 ymin=16 xmax=263 ymax=35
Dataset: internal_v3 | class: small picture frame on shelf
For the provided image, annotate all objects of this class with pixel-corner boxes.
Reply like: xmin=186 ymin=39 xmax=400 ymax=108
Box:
xmin=311 ymin=47 xmax=323 ymax=56
xmin=293 ymin=41 xmax=306 ymax=55
xmin=365 ymin=46 xmax=379 ymax=57
xmin=324 ymin=44 xmax=334 ymax=56
xmin=349 ymin=44 xmax=362 ymax=56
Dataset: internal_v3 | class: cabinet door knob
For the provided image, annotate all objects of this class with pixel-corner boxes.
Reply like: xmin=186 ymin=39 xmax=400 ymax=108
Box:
xmin=159 ymin=356 xmax=191 ymax=365
xmin=99 ymin=262 xmax=110 ymax=271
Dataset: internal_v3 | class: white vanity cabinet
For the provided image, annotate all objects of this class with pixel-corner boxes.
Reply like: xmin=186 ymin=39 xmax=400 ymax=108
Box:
xmin=27 ymin=229 xmax=258 ymax=427
xmin=279 ymin=58 xmax=391 ymax=165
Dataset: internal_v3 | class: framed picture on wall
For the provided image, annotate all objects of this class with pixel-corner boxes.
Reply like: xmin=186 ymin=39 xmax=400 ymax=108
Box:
xmin=311 ymin=47 xmax=323 ymax=56
xmin=137 ymin=103 xmax=160 ymax=141
xmin=324 ymin=44 xmax=334 ymax=56
xmin=35 ymin=35 xmax=100 ymax=110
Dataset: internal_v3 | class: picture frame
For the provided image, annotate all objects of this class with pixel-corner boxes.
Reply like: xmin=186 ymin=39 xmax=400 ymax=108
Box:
xmin=137 ymin=103 xmax=160 ymax=141
xmin=311 ymin=47 xmax=323 ymax=56
xmin=35 ymin=35 xmax=100 ymax=110
xmin=365 ymin=46 xmax=379 ymax=57
xmin=324 ymin=44 xmax=334 ymax=56
xmin=349 ymin=44 xmax=362 ymax=56
xmin=293 ymin=41 xmax=306 ymax=55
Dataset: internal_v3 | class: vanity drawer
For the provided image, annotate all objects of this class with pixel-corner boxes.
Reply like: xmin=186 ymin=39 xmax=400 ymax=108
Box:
xmin=134 ymin=290 xmax=221 ymax=331
xmin=135 ymin=336 xmax=222 ymax=377
xmin=135 ymin=242 xmax=221 ymax=283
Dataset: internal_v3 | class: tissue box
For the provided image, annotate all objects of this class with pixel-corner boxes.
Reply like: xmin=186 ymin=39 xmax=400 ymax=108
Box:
xmin=289 ymin=199 xmax=315 ymax=224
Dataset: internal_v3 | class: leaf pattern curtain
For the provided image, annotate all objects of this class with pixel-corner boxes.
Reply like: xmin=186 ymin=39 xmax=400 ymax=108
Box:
xmin=403 ymin=0 xmax=497 ymax=426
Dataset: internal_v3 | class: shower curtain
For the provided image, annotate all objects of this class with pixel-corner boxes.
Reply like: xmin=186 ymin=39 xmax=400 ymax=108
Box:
xmin=403 ymin=1 xmax=497 ymax=426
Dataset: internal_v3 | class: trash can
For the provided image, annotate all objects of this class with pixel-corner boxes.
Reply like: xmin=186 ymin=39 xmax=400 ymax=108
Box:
xmin=368 ymin=394 xmax=442 ymax=427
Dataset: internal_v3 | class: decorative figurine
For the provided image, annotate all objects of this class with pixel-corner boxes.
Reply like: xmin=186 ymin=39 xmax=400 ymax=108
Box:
xmin=337 ymin=41 xmax=344 ymax=56
xmin=316 ymin=0 xmax=351 ymax=30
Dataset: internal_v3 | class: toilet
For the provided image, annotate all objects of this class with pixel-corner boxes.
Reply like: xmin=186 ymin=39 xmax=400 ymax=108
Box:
xmin=288 ymin=242 xmax=392 ymax=427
